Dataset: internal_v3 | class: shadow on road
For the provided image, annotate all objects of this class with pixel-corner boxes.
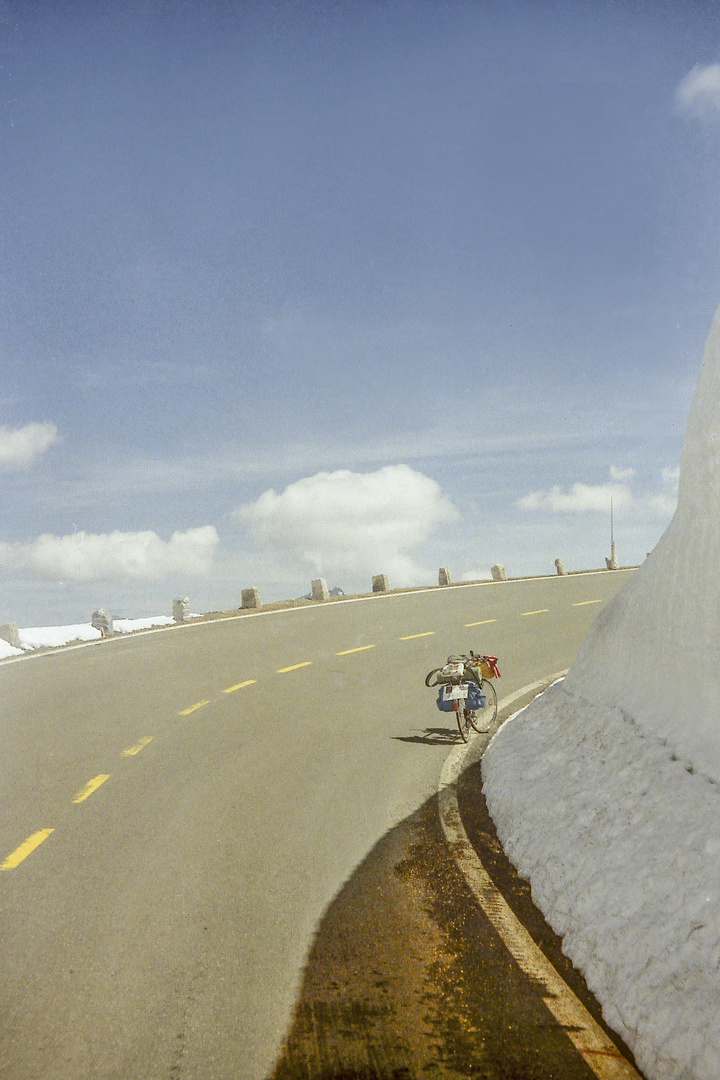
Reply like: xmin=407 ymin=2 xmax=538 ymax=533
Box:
xmin=269 ymin=761 xmax=643 ymax=1080
xmin=390 ymin=726 xmax=460 ymax=745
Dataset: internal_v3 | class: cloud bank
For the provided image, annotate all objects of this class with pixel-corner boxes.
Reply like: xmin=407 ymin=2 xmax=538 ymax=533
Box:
xmin=675 ymin=63 xmax=720 ymax=118
xmin=0 ymin=526 xmax=219 ymax=582
xmin=236 ymin=464 xmax=458 ymax=586
xmin=0 ymin=422 xmax=60 ymax=473
xmin=518 ymin=481 xmax=634 ymax=513
xmin=519 ymin=466 xmax=678 ymax=517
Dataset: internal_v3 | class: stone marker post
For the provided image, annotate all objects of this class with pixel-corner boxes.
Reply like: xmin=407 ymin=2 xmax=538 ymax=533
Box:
xmin=372 ymin=574 xmax=389 ymax=593
xmin=491 ymin=564 xmax=507 ymax=581
xmin=311 ymin=578 xmax=329 ymax=601
xmin=0 ymin=622 xmax=20 ymax=648
xmin=438 ymin=567 xmax=452 ymax=586
xmin=555 ymin=558 xmax=566 ymax=575
xmin=241 ymin=587 xmax=261 ymax=609
xmin=91 ymin=609 xmax=113 ymax=637
xmin=173 ymin=597 xmax=190 ymax=622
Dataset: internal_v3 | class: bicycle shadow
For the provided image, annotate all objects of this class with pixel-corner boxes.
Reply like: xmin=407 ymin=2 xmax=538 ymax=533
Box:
xmin=391 ymin=726 xmax=461 ymax=745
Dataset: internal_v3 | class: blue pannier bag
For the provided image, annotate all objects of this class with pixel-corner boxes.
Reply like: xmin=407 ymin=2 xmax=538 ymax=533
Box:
xmin=465 ymin=683 xmax=486 ymax=711
xmin=436 ymin=685 xmax=458 ymax=712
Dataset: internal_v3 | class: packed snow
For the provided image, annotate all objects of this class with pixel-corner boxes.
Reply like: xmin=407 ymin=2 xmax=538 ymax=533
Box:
xmin=482 ymin=297 xmax=720 ymax=1080
xmin=483 ymin=683 xmax=720 ymax=1079
xmin=0 ymin=615 xmax=191 ymax=661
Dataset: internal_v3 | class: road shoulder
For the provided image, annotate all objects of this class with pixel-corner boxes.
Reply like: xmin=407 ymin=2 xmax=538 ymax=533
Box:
xmin=270 ymin=696 xmax=644 ymax=1079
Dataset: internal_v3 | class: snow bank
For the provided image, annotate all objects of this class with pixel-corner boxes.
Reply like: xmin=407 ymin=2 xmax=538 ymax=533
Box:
xmin=0 ymin=638 xmax=23 ymax=659
xmin=483 ymin=683 xmax=720 ymax=1080
xmin=19 ymin=623 xmax=103 ymax=649
xmin=482 ymin=298 xmax=720 ymax=1080
xmin=561 ymin=295 xmax=720 ymax=781
xmin=0 ymin=615 xmax=193 ymax=659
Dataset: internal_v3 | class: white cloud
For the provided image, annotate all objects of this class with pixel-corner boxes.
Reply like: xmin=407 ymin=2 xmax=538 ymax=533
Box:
xmin=0 ymin=526 xmax=218 ymax=582
xmin=0 ymin=422 xmax=59 ymax=473
xmin=645 ymin=492 xmax=677 ymax=516
xmin=519 ymin=465 xmax=680 ymax=519
xmin=647 ymin=466 xmax=680 ymax=516
xmin=609 ymin=465 xmax=635 ymax=482
xmin=675 ymin=64 xmax=720 ymax=118
xmin=518 ymin=482 xmax=632 ymax=513
xmin=235 ymin=464 xmax=458 ymax=586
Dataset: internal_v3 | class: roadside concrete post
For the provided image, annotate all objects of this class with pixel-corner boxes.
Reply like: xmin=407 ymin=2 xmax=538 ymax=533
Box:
xmin=555 ymin=558 xmax=566 ymax=575
xmin=0 ymin=622 xmax=20 ymax=648
xmin=173 ymin=596 xmax=190 ymax=622
xmin=491 ymin=564 xmax=507 ymax=581
xmin=91 ymin=609 xmax=113 ymax=637
xmin=438 ymin=567 xmax=452 ymax=586
xmin=311 ymin=578 xmax=329 ymax=601
xmin=241 ymin=587 xmax=262 ymax=609
xmin=372 ymin=574 xmax=389 ymax=593
xmin=605 ymin=555 xmax=618 ymax=570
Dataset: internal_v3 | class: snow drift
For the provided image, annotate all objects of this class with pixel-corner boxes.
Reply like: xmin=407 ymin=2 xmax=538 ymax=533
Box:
xmin=482 ymin=298 xmax=720 ymax=1080
xmin=0 ymin=615 xmax=184 ymax=661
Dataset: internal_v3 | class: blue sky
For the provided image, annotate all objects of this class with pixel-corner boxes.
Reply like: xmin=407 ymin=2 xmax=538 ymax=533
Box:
xmin=2 ymin=0 xmax=720 ymax=625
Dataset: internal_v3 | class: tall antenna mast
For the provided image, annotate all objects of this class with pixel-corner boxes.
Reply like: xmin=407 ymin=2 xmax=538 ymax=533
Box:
xmin=608 ymin=496 xmax=617 ymax=569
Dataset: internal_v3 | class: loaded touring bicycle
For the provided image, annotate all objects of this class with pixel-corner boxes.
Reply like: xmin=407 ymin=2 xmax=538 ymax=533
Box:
xmin=425 ymin=650 xmax=500 ymax=742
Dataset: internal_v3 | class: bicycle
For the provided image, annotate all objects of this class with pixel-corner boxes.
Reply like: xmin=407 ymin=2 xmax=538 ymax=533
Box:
xmin=424 ymin=651 xmax=500 ymax=742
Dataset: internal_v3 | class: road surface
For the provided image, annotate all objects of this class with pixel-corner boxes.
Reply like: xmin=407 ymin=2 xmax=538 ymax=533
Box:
xmin=0 ymin=571 xmax=634 ymax=1078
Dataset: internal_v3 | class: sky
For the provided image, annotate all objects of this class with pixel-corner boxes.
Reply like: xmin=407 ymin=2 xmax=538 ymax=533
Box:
xmin=2 ymin=0 xmax=720 ymax=626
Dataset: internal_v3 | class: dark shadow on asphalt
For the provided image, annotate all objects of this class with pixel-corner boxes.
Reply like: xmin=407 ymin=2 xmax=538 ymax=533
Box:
xmin=269 ymin=760 xmax=644 ymax=1080
xmin=391 ymin=726 xmax=460 ymax=745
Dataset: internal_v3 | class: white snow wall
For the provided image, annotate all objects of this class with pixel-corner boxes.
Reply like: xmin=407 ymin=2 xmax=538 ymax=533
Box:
xmin=564 ymin=296 xmax=720 ymax=782
xmin=482 ymin=298 xmax=720 ymax=1080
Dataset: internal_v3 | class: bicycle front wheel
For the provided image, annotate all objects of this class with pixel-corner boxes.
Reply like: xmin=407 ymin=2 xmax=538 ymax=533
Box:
xmin=469 ymin=679 xmax=498 ymax=732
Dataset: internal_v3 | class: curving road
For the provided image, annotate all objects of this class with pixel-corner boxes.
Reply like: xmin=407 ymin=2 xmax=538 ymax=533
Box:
xmin=0 ymin=570 xmax=632 ymax=1079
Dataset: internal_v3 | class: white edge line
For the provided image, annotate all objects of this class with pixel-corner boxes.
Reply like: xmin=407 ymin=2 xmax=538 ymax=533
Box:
xmin=437 ymin=674 xmax=642 ymax=1080
xmin=0 ymin=568 xmax=632 ymax=667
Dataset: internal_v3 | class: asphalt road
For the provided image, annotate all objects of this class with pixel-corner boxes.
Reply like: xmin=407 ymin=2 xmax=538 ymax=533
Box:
xmin=0 ymin=570 xmax=633 ymax=1079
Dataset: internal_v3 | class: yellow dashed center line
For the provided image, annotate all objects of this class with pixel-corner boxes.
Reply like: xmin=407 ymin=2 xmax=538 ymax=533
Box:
xmin=573 ymin=599 xmax=602 ymax=607
xmin=72 ymin=774 xmax=110 ymax=804
xmin=223 ymin=679 xmax=257 ymax=693
xmin=399 ymin=632 xmax=435 ymax=640
xmin=121 ymin=736 xmax=154 ymax=757
xmin=179 ymin=700 xmax=210 ymax=716
xmin=465 ymin=618 xmax=497 ymax=627
xmin=521 ymin=609 xmax=549 ymax=616
xmin=336 ymin=645 xmax=376 ymax=655
xmin=1 ymin=829 xmax=54 ymax=870
xmin=277 ymin=661 xmax=313 ymax=673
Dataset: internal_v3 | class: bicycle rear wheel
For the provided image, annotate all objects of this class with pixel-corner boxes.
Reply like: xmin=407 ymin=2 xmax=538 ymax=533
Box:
xmin=468 ymin=679 xmax=498 ymax=732
xmin=456 ymin=699 xmax=472 ymax=742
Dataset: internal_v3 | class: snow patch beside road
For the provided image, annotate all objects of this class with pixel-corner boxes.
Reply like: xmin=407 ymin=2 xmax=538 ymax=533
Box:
xmin=0 ymin=615 xmax=187 ymax=660
xmin=482 ymin=681 xmax=720 ymax=1080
